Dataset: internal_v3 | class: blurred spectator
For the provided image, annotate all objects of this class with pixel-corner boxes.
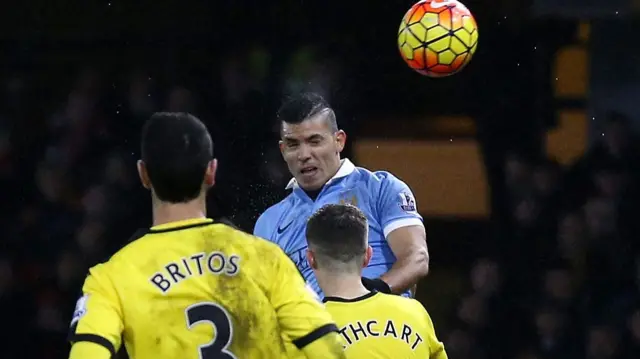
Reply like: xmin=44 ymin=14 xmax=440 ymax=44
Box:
xmin=626 ymin=309 xmax=640 ymax=357
xmin=532 ymin=304 xmax=581 ymax=359
xmin=505 ymin=152 xmax=534 ymax=200
xmin=542 ymin=262 xmax=576 ymax=306
xmin=586 ymin=325 xmax=622 ymax=359
xmin=470 ymin=258 xmax=501 ymax=299
xmin=532 ymin=158 xmax=562 ymax=199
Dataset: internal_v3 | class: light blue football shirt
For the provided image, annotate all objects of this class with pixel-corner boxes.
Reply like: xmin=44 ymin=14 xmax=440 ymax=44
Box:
xmin=254 ymin=159 xmax=424 ymax=298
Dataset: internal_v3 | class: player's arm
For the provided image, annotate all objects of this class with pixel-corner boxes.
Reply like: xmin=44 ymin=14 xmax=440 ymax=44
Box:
xmin=268 ymin=246 xmax=346 ymax=359
xmin=382 ymin=225 xmax=428 ymax=294
xmin=68 ymin=263 xmax=124 ymax=359
xmin=298 ymin=333 xmax=346 ymax=359
xmin=374 ymin=174 xmax=429 ymax=294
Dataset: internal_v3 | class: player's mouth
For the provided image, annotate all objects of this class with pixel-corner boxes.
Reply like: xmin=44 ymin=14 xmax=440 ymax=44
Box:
xmin=300 ymin=166 xmax=318 ymax=178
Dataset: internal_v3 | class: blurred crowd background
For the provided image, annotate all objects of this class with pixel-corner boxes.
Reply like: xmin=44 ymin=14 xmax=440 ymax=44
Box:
xmin=2 ymin=1 xmax=640 ymax=358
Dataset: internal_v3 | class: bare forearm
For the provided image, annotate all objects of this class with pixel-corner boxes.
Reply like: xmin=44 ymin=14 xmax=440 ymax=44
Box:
xmin=381 ymin=249 xmax=429 ymax=294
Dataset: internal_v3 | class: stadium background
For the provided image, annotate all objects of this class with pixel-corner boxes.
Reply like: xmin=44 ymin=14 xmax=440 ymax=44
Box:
xmin=1 ymin=0 xmax=640 ymax=358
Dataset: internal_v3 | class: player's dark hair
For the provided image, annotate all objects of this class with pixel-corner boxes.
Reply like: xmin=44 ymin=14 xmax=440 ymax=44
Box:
xmin=306 ymin=204 xmax=368 ymax=271
xmin=141 ymin=112 xmax=213 ymax=203
xmin=277 ymin=92 xmax=338 ymax=133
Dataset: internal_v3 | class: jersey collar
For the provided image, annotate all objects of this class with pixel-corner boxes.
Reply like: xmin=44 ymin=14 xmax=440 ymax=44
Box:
xmin=149 ymin=217 xmax=214 ymax=233
xmin=285 ymin=158 xmax=356 ymax=190
xmin=323 ymin=291 xmax=379 ymax=303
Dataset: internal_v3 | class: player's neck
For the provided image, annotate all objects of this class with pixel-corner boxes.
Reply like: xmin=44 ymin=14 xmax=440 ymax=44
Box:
xmin=317 ymin=273 xmax=370 ymax=300
xmin=327 ymin=158 xmax=342 ymax=180
xmin=152 ymin=196 xmax=207 ymax=227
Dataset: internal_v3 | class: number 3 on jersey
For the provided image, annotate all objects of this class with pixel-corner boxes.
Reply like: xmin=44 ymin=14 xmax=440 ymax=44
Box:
xmin=185 ymin=302 xmax=237 ymax=359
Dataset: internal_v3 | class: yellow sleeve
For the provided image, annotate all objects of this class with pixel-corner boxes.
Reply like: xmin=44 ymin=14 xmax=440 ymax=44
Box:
xmin=301 ymin=332 xmax=347 ymax=359
xmin=268 ymin=247 xmax=342 ymax=353
xmin=419 ymin=302 xmax=448 ymax=359
xmin=69 ymin=341 xmax=112 ymax=359
xmin=68 ymin=263 xmax=123 ymax=358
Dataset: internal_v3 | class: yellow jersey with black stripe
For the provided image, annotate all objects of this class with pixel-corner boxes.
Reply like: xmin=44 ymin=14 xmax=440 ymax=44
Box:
xmin=324 ymin=291 xmax=448 ymax=359
xmin=68 ymin=218 xmax=338 ymax=359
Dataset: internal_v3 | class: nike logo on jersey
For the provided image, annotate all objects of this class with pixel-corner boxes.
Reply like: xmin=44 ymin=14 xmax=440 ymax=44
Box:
xmin=277 ymin=221 xmax=293 ymax=234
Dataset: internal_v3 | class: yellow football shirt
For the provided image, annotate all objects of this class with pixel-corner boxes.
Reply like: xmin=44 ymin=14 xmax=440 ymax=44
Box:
xmin=68 ymin=218 xmax=338 ymax=359
xmin=324 ymin=291 xmax=447 ymax=359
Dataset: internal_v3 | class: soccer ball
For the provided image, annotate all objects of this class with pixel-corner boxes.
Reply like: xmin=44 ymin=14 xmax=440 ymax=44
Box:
xmin=397 ymin=0 xmax=479 ymax=77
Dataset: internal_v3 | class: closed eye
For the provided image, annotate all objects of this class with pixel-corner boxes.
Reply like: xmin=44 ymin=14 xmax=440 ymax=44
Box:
xmin=285 ymin=140 xmax=299 ymax=148
xmin=306 ymin=134 xmax=324 ymax=145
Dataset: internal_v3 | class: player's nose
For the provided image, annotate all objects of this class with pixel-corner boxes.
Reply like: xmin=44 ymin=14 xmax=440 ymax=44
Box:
xmin=296 ymin=145 xmax=312 ymax=161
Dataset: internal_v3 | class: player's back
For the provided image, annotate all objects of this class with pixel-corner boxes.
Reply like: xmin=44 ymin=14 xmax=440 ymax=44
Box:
xmin=324 ymin=291 xmax=447 ymax=359
xmin=71 ymin=218 xmax=333 ymax=359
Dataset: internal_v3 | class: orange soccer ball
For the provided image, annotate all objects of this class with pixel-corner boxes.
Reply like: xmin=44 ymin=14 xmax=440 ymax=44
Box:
xmin=397 ymin=0 xmax=479 ymax=77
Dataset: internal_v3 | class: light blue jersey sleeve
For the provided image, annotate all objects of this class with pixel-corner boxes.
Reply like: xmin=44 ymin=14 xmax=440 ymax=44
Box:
xmin=375 ymin=172 xmax=424 ymax=238
xmin=253 ymin=207 xmax=278 ymax=242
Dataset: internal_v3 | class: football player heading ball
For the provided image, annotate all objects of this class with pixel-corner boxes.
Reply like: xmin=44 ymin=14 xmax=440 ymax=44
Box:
xmin=254 ymin=92 xmax=429 ymax=299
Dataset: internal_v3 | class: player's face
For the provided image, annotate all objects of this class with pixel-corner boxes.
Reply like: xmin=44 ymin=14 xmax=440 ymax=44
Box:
xmin=279 ymin=113 xmax=346 ymax=191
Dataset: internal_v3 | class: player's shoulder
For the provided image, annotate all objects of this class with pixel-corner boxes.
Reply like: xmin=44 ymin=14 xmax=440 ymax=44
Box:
xmin=107 ymin=223 xmax=286 ymax=268
xmin=352 ymin=165 xmax=401 ymax=183
xmin=374 ymin=291 xmax=412 ymax=303
xmin=351 ymin=165 xmax=407 ymax=191
xmin=254 ymin=193 xmax=297 ymax=237
xmin=259 ymin=197 xmax=290 ymax=218
xmin=376 ymin=293 xmax=432 ymax=322
xmin=221 ymin=224 xmax=282 ymax=250
xmin=258 ymin=193 xmax=296 ymax=221
xmin=104 ymin=227 xmax=154 ymax=264
xmin=376 ymin=293 xmax=426 ymax=312
xmin=215 ymin=224 xmax=292 ymax=260
xmin=231 ymin=229 xmax=301 ymax=279
xmin=83 ymin=228 xmax=149 ymax=276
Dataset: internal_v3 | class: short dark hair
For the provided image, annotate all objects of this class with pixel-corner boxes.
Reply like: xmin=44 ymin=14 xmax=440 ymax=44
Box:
xmin=306 ymin=204 xmax=368 ymax=272
xmin=141 ymin=112 xmax=213 ymax=203
xmin=277 ymin=92 xmax=338 ymax=133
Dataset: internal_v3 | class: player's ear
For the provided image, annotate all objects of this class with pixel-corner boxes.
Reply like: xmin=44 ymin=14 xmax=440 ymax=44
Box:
xmin=204 ymin=159 xmax=217 ymax=187
xmin=137 ymin=160 xmax=151 ymax=189
xmin=363 ymin=245 xmax=373 ymax=267
xmin=335 ymin=130 xmax=346 ymax=153
xmin=306 ymin=249 xmax=318 ymax=270
xmin=278 ymin=140 xmax=285 ymax=156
